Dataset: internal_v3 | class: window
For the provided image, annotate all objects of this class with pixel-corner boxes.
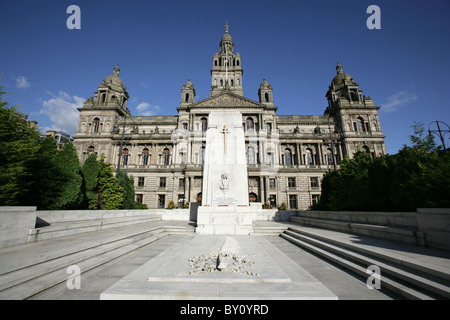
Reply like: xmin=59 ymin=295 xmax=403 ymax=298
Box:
xmin=249 ymin=193 xmax=258 ymax=202
xmin=178 ymin=194 xmax=185 ymax=207
xmin=247 ymin=146 xmax=256 ymax=165
xmin=356 ymin=117 xmax=365 ymax=132
xmin=267 ymin=152 xmax=274 ymax=165
xmin=200 ymin=146 xmax=205 ymax=164
xmin=311 ymin=194 xmax=320 ymax=206
xmin=231 ymin=79 xmax=234 ymax=86
xmin=159 ymin=177 xmax=167 ymax=188
xmin=305 ymin=149 xmax=313 ymax=165
xmin=93 ymin=118 xmax=100 ymax=133
xmin=122 ymin=148 xmax=129 ymax=166
xmin=158 ymin=195 xmax=165 ymax=208
xmin=284 ymin=148 xmax=293 ymax=166
xmin=220 ymin=79 xmax=224 ymax=86
xmin=289 ymin=195 xmax=297 ymax=209
xmin=201 ymin=117 xmax=208 ymax=132
xmin=87 ymin=145 xmax=95 ymax=155
xmin=215 ymin=60 xmax=218 ymax=66
xmin=266 ymin=123 xmax=272 ymax=133
xmin=310 ymin=177 xmax=319 ymax=188
xmin=163 ymin=148 xmax=170 ymax=166
xmin=269 ymin=178 xmax=276 ymax=188
xmin=142 ymin=148 xmax=150 ymax=165
xmin=288 ymin=177 xmax=296 ymax=188
xmin=136 ymin=194 xmax=143 ymax=204
xmin=183 ymin=123 xmax=188 ymax=130
xmin=237 ymin=60 xmax=240 ymax=66
xmin=265 ymin=92 xmax=269 ymax=102
xmin=326 ymin=149 xmax=334 ymax=166
xmin=246 ymin=118 xmax=254 ymax=131
xmin=185 ymin=93 xmax=189 ymax=103
xmin=138 ymin=177 xmax=145 ymax=188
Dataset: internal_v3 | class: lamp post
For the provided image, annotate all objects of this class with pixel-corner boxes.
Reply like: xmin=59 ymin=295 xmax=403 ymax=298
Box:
xmin=428 ymin=121 xmax=450 ymax=152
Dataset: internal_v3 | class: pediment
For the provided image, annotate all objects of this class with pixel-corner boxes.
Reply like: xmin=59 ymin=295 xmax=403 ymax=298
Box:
xmin=190 ymin=91 xmax=263 ymax=109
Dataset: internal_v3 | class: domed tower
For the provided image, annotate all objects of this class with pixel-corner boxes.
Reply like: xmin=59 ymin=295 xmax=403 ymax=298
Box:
xmin=325 ymin=62 xmax=386 ymax=159
xmin=258 ymin=79 xmax=274 ymax=106
xmin=210 ymin=21 xmax=244 ymax=96
xmin=93 ymin=64 xmax=130 ymax=113
xmin=180 ymin=79 xmax=196 ymax=107
xmin=74 ymin=64 xmax=131 ymax=164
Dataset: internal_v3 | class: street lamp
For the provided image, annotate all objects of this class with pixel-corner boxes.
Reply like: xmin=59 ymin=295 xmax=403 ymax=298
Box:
xmin=428 ymin=121 xmax=450 ymax=152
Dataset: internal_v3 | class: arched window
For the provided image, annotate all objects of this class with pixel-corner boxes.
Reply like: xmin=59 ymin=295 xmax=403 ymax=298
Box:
xmin=122 ymin=148 xmax=129 ymax=166
xmin=231 ymin=79 xmax=234 ymax=86
xmin=142 ymin=148 xmax=150 ymax=166
xmin=163 ymin=148 xmax=171 ymax=166
xmin=265 ymin=92 xmax=269 ymax=103
xmin=356 ymin=117 xmax=365 ymax=132
xmin=215 ymin=60 xmax=218 ymax=66
xmin=101 ymin=93 xmax=106 ymax=103
xmin=185 ymin=93 xmax=189 ymax=103
xmin=87 ymin=145 xmax=95 ymax=155
xmin=305 ymin=149 xmax=313 ymax=166
xmin=284 ymin=148 xmax=292 ymax=166
xmin=93 ymin=118 xmax=100 ymax=133
xmin=326 ymin=148 xmax=334 ymax=166
xmin=220 ymin=79 xmax=224 ymax=86
xmin=246 ymin=117 xmax=254 ymax=131
xmin=200 ymin=146 xmax=205 ymax=164
xmin=362 ymin=145 xmax=370 ymax=154
xmin=247 ymin=146 xmax=256 ymax=165
xmin=201 ymin=117 xmax=208 ymax=132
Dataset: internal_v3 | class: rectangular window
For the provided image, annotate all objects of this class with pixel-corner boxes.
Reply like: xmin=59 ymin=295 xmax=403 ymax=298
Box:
xmin=266 ymin=123 xmax=272 ymax=133
xmin=310 ymin=177 xmax=319 ymax=188
xmin=178 ymin=194 xmax=185 ymax=207
xmin=288 ymin=177 xmax=296 ymax=188
xmin=158 ymin=195 xmax=165 ymax=208
xmin=136 ymin=194 xmax=143 ymax=204
xmin=179 ymin=178 xmax=185 ymax=188
xmin=159 ymin=177 xmax=167 ymax=188
xmin=269 ymin=178 xmax=276 ymax=188
xmin=311 ymin=194 xmax=320 ymax=206
xmin=289 ymin=195 xmax=297 ymax=209
xmin=138 ymin=177 xmax=145 ymax=188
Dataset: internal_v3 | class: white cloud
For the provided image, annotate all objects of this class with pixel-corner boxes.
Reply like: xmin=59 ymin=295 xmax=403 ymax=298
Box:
xmin=136 ymin=102 xmax=160 ymax=116
xmin=382 ymin=90 xmax=418 ymax=113
xmin=15 ymin=75 xmax=30 ymax=89
xmin=40 ymin=91 xmax=84 ymax=136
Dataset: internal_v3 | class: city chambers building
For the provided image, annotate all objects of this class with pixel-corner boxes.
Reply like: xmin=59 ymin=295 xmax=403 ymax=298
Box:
xmin=73 ymin=25 xmax=386 ymax=210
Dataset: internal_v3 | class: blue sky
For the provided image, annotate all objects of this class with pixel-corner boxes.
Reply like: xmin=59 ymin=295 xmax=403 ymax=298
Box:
xmin=1 ymin=0 xmax=449 ymax=155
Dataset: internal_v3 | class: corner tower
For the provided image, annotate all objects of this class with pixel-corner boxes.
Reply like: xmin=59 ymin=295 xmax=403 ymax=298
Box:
xmin=210 ymin=22 xmax=244 ymax=97
xmin=325 ymin=62 xmax=386 ymax=158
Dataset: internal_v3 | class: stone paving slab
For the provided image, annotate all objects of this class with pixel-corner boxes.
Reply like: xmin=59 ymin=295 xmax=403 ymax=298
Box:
xmin=100 ymin=235 xmax=338 ymax=300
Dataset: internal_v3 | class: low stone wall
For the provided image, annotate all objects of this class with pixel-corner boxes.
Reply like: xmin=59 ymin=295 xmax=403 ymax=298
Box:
xmin=416 ymin=208 xmax=450 ymax=251
xmin=0 ymin=207 xmax=37 ymax=248
xmin=293 ymin=209 xmax=450 ymax=251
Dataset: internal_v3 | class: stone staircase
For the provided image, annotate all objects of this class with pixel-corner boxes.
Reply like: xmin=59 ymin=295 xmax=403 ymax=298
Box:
xmin=0 ymin=222 xmax=195 ymax=300
xmin=280 ymin=225 xmax=450 ymax=300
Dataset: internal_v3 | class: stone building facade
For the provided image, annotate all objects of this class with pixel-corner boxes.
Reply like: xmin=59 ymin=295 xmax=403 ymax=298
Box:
xmin=73 ymin=26 xmax=386 ymax=210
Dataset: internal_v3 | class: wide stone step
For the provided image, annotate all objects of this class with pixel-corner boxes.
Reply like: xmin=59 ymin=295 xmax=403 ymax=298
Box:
xmin=1 ymin=232 xmax=168 ymax=300
xmin=28 ymin=215 xmax=162 ymax=242
xmin=280 ymin=232 xmax=435 ymax=300
xmin=281 ymin=228 xmax=450 ymax=299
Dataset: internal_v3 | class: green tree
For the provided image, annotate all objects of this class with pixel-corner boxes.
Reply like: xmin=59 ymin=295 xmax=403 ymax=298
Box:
xmin=0 ymin=85 xmax=40 ymax=205
xmin=116 ymin=170 xmax=135 ymax=209
xmin=98 ymin=154 xmax=123 ymax=209
xmin=27 ymin=137 xmax=61 ymax=209
xmin=81 ymin=153 xmax=101 ymax=209
xmin=52 ymin=142 xmax=83 ymax=209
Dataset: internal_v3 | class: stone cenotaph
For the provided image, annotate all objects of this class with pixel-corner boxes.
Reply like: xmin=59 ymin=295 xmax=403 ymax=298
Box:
xmin=196 ymin=111 xmax=256 ymax=235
